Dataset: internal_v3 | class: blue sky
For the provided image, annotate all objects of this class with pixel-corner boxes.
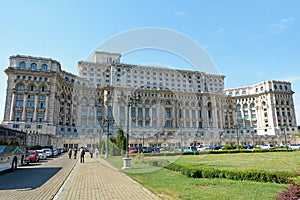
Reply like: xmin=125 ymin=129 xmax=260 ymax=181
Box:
xmin=0 ymin=0 xmax=299 ymax=123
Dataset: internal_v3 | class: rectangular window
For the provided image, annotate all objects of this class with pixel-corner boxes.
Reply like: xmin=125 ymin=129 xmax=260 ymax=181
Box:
xmin=145 ymin=108 xmax=150 ymax=118
xmin=138 ymin=108 xmax=143 ymax=117
xmin=25 ymin=124 xmax=31 ymax=129
xmin=120 ymin=107 xmax=125 ymax=117
xmin=152 ymin=121 xmax=157 ymax=128
xmin=145 ymin=121 xmax=150 ymax=127
xmin=192 ymin=110 xmax=196 ymax=118
xmin=165 ymin=121 xmax=171 ymax=128
xmin=16 ymin=100 xmax=23 ymax=107
xmin=131 ymin=107 xmax=136 ymax=117
xmin=185 ymin=110 xmax=189 ymax=118
xmin=36 ymin=125 xmax=43 ymax=129
xmin=39 ymin=95 xmax=46 ymax=100
xmin=152 ymin=108 xmax=157 ymax=118
xmin=166 ymin=108 xmax=171 ymax=118
xmin=138 ymin=120 xmax=143 ymax=127
xmin=27 ymin=101 xmax=34 ymax=108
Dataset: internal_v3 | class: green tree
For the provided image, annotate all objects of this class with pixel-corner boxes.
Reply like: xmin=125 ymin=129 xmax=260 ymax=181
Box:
xmin=116 ymin=125 xmax=126 ymax=154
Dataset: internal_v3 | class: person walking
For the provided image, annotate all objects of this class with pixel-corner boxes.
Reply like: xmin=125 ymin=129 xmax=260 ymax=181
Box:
xmin=80 ymin=146 xmax=85 ymax=163
xmin=73 ymin=148 xmax=77 ymax=159
xmin=95 ymin=148 xmax=99 ymax=158
xmin=68 ymin=148 xmax=72 ymax=159
xmin=90 ymin=147 xmax=94 ymax=158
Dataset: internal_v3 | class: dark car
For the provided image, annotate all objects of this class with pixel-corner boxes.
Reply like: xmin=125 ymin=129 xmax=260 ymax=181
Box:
xmin=141 ymin=146 xmax=151 ymax=153
xmin=243 ymin=144 xmax=254 ymax=149
xmin=128 ymin=147 xmax=138 ymax=153
xmin=27 ymin=150 xmax=39 ymax=163
xmin=150 ymin=147 xmax=160 ymax=153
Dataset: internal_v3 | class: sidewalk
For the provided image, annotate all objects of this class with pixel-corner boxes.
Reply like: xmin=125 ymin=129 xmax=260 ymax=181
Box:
xmin=54 ymin=154 xmax=161 ymax=200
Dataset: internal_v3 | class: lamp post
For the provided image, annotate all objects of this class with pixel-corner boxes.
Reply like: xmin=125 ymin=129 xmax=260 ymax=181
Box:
xmin=102 ymin=116 xmax=115 ymax=159
xmin=281 ymin=125 xmax=288 ymax=150
xmin=234 ymin=124 xmax=240 ymax=150
xmin=123 ymin=93 xmax=140 ymax=169
xmin=219 ymin=130 xmax=224 ymax=146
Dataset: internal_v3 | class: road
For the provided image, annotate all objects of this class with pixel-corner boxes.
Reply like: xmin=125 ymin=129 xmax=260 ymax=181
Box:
xmin=0 ymin=153 xmax=76 ymax=200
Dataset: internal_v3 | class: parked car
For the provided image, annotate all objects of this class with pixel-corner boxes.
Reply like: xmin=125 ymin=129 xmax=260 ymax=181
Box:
xmin=197 ymin=146 xmax=210 ymax=151
xmin=243 ymin=144 xmax=254 ymax=149
xmin=150 ymin=147 xmax=160 ymax=153
xmin=42 ymin=148 xmax=53 ymax=158
xmin=140 ymin=146 xmax=151 ymax=153
xmin=27 ymin=150 xmax=39 ymax=163
xmin=289 ymin=144 xmax=300 ymax=150
xmin=260 ymin=144 xmax=274 ymax=150
xmin=183 ymin=146 xmax=197 ymax=152
xmin=173 ymin=146 xmax=182 ymax=152
xmin=209 ymin=146 xmax=222 ymax=150
xmin=36 ymin=149 xmax=47 ymax=160
xmin=128 ymin=147 xmax=138 ymax=153
xmin=53 ymin=149 xmax=59 ymax=156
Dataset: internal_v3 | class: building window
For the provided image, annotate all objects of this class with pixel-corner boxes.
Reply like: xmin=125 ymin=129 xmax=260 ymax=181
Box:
xmin=138 ymin=121 xmax=143 ymax=127
xmin=31 ymin=63 xmax=37 ymax=70
xmin=15 ymin=100 xmax=23 ymax=107
xmin=138 ymin=108 xmax=143 ymax=117
xmin=166 ymin=108 xmax=171 ymax=118
xmin=37 ymin=125 xmax=43 ymax=129
xmin=41 ymin=64 xmax=48 ymax=71
xmin=131 ymin=107 xmax=136 ymax=117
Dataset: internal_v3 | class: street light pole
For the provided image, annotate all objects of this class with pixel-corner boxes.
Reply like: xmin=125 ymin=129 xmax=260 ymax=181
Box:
xmin=103 ymin=116 xmax=114 ymax=159
xmin=123 ymin=93 xmax=140 ymax=169
xmin=235 ymin=124 xmax=240 ymax=150
xmin=281 ymin=125 xmax=288 ymax=150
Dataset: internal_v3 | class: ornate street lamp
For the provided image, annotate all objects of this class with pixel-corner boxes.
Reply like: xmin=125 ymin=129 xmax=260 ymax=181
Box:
xmin=123 ymin=93 xmax=140 ymax=169
xmin=234 ymin=124 xmax=240 ymax=150
xmin=102 ymin=116 xmax=115 ymax=158
xmin=281 ymin=125 xmax=288 ymax=150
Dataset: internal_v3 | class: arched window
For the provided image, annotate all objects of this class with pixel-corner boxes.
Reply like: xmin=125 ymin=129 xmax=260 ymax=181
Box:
xmin=20 ymin=61 xmax=26 ymax=69
xmin=31 ymin=63 xmax=37 ymax=70
xmin=243 ymin=104 xmax=248 ymax=109
xmin=17 ymin=84 xmax=25 ymax=91
xmin=82 ymin=98 xmax=87 ymax=104
xmin=274 ymin=85 xmax=278 ymax=90
xmin=41 ymin=64 xmax=48 ymax=71
xmin=279 ymin=85 xmax=283 ymax=90
xmin=89 ymin=98 xmax=95 ymax=104
xmin=28 ymin=85 xmax=36 ymax=91
xmin=152 ymin=99 xmax=157 ymax=105
xmin=235 ymin=91 xmax=240 ymax=95
xmin=40 ymin=85 xmax=47 ymax=92
xmin=236 ymin=104 xmax=241 ymax=110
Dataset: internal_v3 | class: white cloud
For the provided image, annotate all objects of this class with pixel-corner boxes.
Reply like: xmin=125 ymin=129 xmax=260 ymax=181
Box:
xmin=271 ymin=17 xmax=293 ymax=35
xmin=218 ymin=28 xmax=224 ymax=34
xmin=284 ymin=76 xmax=300 ymax=82
xmin=173 ymin=10 xmax=184 ymax=16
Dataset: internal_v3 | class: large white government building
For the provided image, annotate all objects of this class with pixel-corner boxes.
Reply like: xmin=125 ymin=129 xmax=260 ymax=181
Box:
xmin=1 ymin=52 xmax=298 ymax=148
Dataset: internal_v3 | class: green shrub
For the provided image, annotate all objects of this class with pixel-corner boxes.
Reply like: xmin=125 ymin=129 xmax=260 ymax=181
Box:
xmin=165 ymin=163 xmax=295 ymax=184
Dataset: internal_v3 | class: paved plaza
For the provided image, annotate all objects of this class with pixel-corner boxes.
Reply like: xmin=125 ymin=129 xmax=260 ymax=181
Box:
xmin=0 ymin=153 xmax=160 ymax=200
xmin=54 ymin=155 xmax=160 ymax=200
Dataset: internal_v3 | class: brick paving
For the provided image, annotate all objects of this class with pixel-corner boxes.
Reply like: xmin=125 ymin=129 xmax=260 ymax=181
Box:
xmin=54 ymin=155 xmax=160 ymax=200
xmin=0 ymin=154 xmax=77 ymax=200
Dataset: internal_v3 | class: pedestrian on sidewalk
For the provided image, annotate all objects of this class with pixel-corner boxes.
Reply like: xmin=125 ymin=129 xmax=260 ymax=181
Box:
xmin=73 ymin=148 xmax=77 ymax=159
xmin=95 ymin=148 xmax=99 ymax=158
xmin=68 ymin=148 xmax=72 ymax=159
xmin=90 ymin=147 xmax=94 ymax=158
xmin=80 ymin=146 xmax=85 ymax=163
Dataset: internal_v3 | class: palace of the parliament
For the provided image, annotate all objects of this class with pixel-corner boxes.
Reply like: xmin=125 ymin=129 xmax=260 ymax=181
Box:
xmin=1 ymin=52 xmax=298 ymax=148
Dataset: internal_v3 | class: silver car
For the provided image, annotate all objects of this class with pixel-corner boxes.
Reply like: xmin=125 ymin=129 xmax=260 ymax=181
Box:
xmin=36 ymin=149 xmax=47 ymax=160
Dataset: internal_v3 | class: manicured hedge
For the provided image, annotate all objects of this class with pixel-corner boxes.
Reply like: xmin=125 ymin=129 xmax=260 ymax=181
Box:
xmin=165 ymin=163 xmax=296 ymax=184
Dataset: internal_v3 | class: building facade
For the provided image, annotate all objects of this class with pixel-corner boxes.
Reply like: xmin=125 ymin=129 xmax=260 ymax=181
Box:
xmin=1 ymin=52 xmax=298 ymax=148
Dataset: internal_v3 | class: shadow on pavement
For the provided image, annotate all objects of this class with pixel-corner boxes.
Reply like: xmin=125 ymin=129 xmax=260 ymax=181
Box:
xmin=0 ymin=167 xmax=61 ymax=190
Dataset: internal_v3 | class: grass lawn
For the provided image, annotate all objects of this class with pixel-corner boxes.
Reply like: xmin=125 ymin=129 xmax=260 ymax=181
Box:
xmin=128 ymin=168 xmax=289 ymax=200
xmin=105 ymin=151 xmax=300 ymax=199
xmin=176 ymin=151 xmax=300 ymax=172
